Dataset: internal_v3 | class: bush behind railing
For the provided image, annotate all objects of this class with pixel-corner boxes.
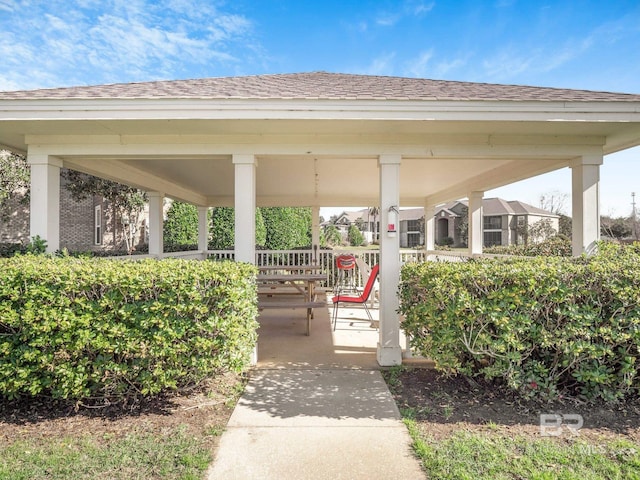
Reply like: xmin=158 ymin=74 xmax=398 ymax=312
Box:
xmin=0 ymin=256 xmax=258 ymax=402
xmin=400 ymin=242 xmax=640 ymax=403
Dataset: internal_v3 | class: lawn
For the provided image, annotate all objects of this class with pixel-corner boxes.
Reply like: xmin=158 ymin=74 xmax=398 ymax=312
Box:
xmin=0 ymin=373 xmax=246 ymax=480
xmin=384 ymin=367 xmax=640 ymax=480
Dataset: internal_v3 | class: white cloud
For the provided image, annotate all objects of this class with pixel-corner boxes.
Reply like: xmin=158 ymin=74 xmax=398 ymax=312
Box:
xmin=405 ymin=50 xmax=434 ymax=77
xmin=361 ymin=52 xmax=397 ymax=76
xmin=0 ymin=0 xmax=256 ymax=90
xmin=0 ymin=0 xmax=16 ymax=11
xmin=375 ymin=13 xmax=401 ymax=27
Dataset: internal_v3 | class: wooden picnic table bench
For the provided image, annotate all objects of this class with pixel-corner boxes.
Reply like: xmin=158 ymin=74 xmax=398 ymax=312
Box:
xmin=257 ymin=272 xmax=327 ymax=336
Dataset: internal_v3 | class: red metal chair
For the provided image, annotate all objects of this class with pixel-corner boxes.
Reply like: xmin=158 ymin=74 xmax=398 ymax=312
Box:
xmin=332 ymin=264 xmax=379 ymax=331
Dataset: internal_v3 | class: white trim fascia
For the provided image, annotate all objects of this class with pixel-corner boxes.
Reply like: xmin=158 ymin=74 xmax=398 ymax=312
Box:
xmin=24 ymin=140 xmax=606 ymax=159
xmin=2 ymin=98 xmax=640 ymax=122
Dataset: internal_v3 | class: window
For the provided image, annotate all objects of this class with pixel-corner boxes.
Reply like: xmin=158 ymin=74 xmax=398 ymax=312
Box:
xmin=407 ymin=233 xmax=421 ymax=248
xmin=484 ymin=231 xmax=502 ymax=246
xmin=94 ymin=205 xmax=102 ymax=245
xmin=406 ymin=220 xmax=421 ymax=232
xmin=483 ymin=216 xmax=502 ymax=230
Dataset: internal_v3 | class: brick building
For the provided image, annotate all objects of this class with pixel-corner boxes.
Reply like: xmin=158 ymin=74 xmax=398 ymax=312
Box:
xmin=0 ymin=169 xmax=147 ymax=252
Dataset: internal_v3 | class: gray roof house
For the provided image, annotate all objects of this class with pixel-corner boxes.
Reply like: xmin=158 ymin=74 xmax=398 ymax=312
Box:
xmin=332 ymin=199 xmax=559 ymax=248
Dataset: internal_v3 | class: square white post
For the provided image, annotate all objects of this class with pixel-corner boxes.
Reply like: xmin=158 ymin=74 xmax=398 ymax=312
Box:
xmin=198 ymin=206 xmax=209 ymax=255
xmin=571 ymin=154 xmax=602 ymax=256
xmin=424 ymin=203 xmax=435 ymax=251
xmin=148 ymin=192 xmax=164 ymax=257
xmin=233 ymin=154 xmax=257 ymax=264
xmin=28 ymin=153 xmax=61 ymax=253
xmin=468 ymin=191 xmax=484 ymax=256
xmin=377 ymin=154 xmax=403 ymax=366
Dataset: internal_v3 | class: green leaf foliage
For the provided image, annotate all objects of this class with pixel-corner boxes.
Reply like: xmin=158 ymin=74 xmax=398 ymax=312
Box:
xmin=163 ymin=201 xmax=200 ymax=247
xmin=400 ymin=242 xmax=640 ymax=403
xmin=209 ymin=207 xmax=267 ymax=249
xmin=0 ymin=256 xmax=258 ymax=401
xmin=348 ymin=224 xmax=364 ymax=246
xmin=260 ymin=207 xmax=312 ymax=250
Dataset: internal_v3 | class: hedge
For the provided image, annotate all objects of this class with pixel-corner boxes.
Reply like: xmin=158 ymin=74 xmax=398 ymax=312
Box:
xmin=400 ymin=242 xmax=640 ymax=403
xmin=0 ymin=256 xmax=258 ymax=402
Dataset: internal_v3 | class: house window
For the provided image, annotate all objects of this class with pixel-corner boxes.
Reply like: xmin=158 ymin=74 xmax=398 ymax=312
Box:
xmin=407 ymin=233 xmax=421 ymax=247
xmin=484 ymin=231 xmax=502 ymax=246
xmin=406 ymin=219 xmax=421 ymax=232
xmin=483 ymin=216 xmax=502 ymax=230
xmin=94 ymin=205 xmax=102 ymax=245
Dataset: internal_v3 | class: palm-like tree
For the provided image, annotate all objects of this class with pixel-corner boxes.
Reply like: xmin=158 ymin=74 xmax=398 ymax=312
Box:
xmin=368 ymin=206 xmax=380 ymax=243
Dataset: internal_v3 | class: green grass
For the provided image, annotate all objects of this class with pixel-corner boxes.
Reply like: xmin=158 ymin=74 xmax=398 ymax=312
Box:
xmin=0 ymin=427 xmax=212 ymax=480
xmin=404 ymin=419 xmax=640 ymax=480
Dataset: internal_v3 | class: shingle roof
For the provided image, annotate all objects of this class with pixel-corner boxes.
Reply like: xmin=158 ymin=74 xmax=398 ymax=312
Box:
xmin=2 ymin=72 xmax=640 ymax=102
xmin=439 ymin=198 xmax=558 ymax=217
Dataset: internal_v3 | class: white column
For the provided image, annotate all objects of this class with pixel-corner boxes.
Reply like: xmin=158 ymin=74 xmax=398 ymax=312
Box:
xmin=311 ymin=205 xmax=321 ymax=263
xmin=571 ymin=154 xmax=602 ymax=256
xmin=468 ymin=191 xmax=484 ymax=255
xmin=28 ymin=153 xmax=62 ymax=253
xmin=148 ymin=192 xmax=164 ymax=257
xmin=198 ymin=206 xmax=209 ymax=254
xmin=377 ymin=154 xmax=403 ymax=366
xmin=233 ymin=154 xmax=257 ymax=264
xmin=424 ymin=203 xmax=435 ymax=251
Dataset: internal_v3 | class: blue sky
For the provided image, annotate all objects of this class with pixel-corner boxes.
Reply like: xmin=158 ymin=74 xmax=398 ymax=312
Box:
xmin=1 ymin=0 xmax=639 ymax=217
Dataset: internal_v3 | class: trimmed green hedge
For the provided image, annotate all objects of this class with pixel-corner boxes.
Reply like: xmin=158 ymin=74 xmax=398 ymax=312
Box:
xmin=400 ymin=243 xmax=640 ymax=402
xmin=0 ymin=256 xmax=258 ymax=401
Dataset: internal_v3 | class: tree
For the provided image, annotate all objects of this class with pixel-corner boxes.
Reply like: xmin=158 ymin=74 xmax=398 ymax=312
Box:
xmin=559 ymin=214 xmax=572 ymax=238
xmin=210 ymin=207 xmax=235 ymax=249
xmin=367 ymin=207 xmax=379 ymax=243
xmin=63 ymin=170 xmax=146 ymax=252
xmin=261 ymin=207 xmax=312 ymax=250
xmin=0 ymin=150 xmax=29 ymax=221
xmin=209 ymin=207 xmax=267 ymax=249
xmin=323 ymin=224 xmax=342 ymax=246
xmin=539 ymin=190 xmax=569 ymax=215
xmin=527 ymin=218 xmax=557 ymax=243
xmin=163 ymin=201 xmax=199 ymax=247
xmin=456 ymin=206 xmax=469 ymax=247
xmin=601 ymin=215 xmax=632 ymax=240
xmin=348 ymin=224 xmax=364 ymax=246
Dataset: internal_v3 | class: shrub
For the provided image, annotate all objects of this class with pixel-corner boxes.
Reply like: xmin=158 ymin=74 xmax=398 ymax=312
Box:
xmin=485 ymin=235 xmax=571 ymax=257
xmin=163 ymin=201 xmax=200 ymax=247
xmin=348 ymin=224 xmax=364 ymax=246
xmin=400 ymin=243 xmax=640 ymax=403
xmin=0 ymin=256 xmax=258 ymax=402
xmin=0 ymin=242 xmax=25 ymax=257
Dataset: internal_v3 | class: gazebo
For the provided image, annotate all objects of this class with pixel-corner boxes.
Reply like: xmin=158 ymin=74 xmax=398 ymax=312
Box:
xmin=2 ymin=72 xmax=640 ymax=365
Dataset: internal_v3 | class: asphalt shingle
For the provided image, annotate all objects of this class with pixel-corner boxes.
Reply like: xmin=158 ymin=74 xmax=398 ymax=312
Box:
xmin=2 ymin=72 xmax=640 ymax=102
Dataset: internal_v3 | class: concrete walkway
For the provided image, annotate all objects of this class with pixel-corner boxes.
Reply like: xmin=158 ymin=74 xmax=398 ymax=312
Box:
xmin=207 ymin=299 xmax=426 ymax=479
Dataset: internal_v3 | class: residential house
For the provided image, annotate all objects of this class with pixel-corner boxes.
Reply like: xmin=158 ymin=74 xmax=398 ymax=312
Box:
xmin=331 ymin=199 xmax=559 ymax=248
xmin=434 ymin=198 xmax=560 ymax=248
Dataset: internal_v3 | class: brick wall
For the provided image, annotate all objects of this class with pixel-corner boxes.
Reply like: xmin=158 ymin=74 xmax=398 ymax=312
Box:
xmin=0 ymin=170 xmax=148 ymax=252
xmin=0 ymin=189 xmax=30 ymax=243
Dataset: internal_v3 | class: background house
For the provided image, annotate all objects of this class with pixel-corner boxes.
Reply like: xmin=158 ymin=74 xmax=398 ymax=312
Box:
xmin=327 ymin=198 xmax=559 ymax=248
xmin=0 ymin=168 xmax=149 ymax=252
xmin=434 ymin=198 xmax=560 ymax=248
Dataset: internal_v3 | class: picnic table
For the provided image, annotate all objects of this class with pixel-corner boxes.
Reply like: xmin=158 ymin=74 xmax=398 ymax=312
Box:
xmin=257 ymin=269 xmax=327 ymax=336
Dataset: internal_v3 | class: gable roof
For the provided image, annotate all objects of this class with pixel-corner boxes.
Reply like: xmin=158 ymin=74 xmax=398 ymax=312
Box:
xmin=437 ymin=198 xmax=559 ymax=218
xmin=2 ymin=72 xmax=640 ymax=102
